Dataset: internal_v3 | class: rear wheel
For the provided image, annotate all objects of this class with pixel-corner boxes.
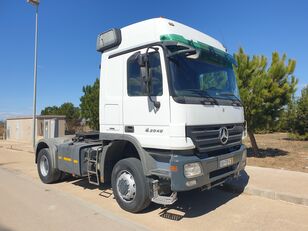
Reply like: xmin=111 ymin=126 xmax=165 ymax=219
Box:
xmin=111 ymin=158 xmax=151 ymax=213
xmin=37 ymin=148 xmax=61 ymax=184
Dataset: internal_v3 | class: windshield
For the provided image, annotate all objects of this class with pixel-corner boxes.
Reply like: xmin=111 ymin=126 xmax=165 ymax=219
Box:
xmin=167 ymin=48 xmax=241 ymax=106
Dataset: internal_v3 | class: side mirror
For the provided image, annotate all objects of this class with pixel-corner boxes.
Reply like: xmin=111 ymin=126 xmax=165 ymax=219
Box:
xmin=137 ymin=50 xmax=160 ymax=109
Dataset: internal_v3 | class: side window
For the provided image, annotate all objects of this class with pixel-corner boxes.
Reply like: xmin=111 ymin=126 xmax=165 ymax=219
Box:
xmin=127 ymin=51 xmax=163 ymax=96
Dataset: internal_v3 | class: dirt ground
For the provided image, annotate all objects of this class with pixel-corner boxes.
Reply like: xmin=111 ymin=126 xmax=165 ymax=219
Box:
xmin=244 ymin=133 xmax=308 ymax=173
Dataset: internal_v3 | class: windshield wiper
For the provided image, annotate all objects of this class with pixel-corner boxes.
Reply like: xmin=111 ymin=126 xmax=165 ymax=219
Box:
xmin=185 ymin=89 xmax=219 ymax=105
xmin=219 ymin=92 xmax=242 ymax=106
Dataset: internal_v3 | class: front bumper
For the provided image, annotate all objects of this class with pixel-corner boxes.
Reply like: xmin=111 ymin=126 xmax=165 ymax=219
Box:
xmin=170 ymin=144 xmax=246 ymax=191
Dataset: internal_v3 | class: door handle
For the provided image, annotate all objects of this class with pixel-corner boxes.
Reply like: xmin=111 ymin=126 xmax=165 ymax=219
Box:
xmin=125 ymin=126 xmax=134 ymax=133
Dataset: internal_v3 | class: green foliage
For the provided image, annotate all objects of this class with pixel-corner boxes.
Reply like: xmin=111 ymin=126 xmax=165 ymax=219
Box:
xmin=0 ymin=121 xmax=4 ymax=138
xmin=234 ymin=48 xmax=298 ymax=133
xmin=41 ymin=106 xmax=59 ymax=115
xmin=234 ymin=48 xmax=298 ymax=156
xmin=279 ymin=86 xmax=308 ymax=140
xmin=295 ymin=86 xmax=308 ymax=136
xmin=80 ymin=78 xmax=99 ymax=130
xmin=41 ymin=102 xmax=80 ymax=133
xmin=288 ymin=132 xmax=308 ymax=141
xmin=285 ymin=86 xmax=308 ymax=139
xmin=278 ymin=96 xmax=297 ymax=132
xmin=58 ymin=103 xmax=80 ymax=125
xmin=234 ymin=48 xmax=268 ymax=133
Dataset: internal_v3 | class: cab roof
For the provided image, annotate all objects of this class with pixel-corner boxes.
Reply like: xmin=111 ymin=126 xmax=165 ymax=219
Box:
xmin=106 ymin=18 xmax=226 ymax=56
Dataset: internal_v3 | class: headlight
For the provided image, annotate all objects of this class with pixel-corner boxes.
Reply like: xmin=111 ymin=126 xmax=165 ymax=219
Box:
xmin=184 ymin=162 xmax=203 ymax=178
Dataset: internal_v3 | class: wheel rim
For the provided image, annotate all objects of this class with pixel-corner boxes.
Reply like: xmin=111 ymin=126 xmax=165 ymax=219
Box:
xmin=116 ymin=170 xmax=136 ymax=202
xmin=40 ymin=155 xmax=49 ymax=177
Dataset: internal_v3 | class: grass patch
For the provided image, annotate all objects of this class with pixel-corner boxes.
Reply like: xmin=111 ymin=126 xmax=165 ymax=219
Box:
xmin=288 ymin=133 xmax=308 ymax=141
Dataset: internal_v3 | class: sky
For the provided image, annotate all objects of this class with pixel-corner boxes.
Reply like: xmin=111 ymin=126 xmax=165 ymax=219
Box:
xmin=0 ymin=0 xmax=307 ymax=120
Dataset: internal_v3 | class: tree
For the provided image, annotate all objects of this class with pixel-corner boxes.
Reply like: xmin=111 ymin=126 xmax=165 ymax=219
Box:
xmin=234 ymin=48 xmax=297 ymax=156
xmin=80 ymin=78 xmax=99 ymax=130
xmin=58 ymin=103 xmax=81 ymax=133
xmin=0 ymin=121 xmax=4 ymax=139
xmin=294 ymin=86 xmax=308 ymax=137
xmin=41 ymin=103 xmax=80 ymax=133
xmin=278 ymin=86 xmax=308 ymax=140
xmin=278 ymin=96 xmax=297 ymax=132
xmin=41 ymin=106 xmax=59 ymax=115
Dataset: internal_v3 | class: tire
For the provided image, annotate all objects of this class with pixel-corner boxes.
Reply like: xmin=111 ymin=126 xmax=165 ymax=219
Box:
xmin=37 ymin=148 xmax=61 ymax=184
xmin=111 ymin=158 xmax=151 ymax=213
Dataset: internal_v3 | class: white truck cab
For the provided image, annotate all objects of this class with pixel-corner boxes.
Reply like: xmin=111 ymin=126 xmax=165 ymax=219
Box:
xmin=35 ymin=18 xmax=247 ymax=213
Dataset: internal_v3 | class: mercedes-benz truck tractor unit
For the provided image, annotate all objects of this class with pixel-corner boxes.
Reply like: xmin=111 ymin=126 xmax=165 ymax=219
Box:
xmin=35 ymin=18 xmax=247 ymax=213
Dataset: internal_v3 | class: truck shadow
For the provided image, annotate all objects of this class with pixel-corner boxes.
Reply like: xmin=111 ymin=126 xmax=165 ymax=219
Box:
xmin=61 ymin=171 xmax=249 ymax=220
xmin=61 ymin=175 xmax=111 ymax=191
xmin=0 ymin=224 xmax=13 ymax=231
xmin=154 ymin=188 xmax=238 ymax=220
xmin=144 ymin=171 xmax=250 ymax=220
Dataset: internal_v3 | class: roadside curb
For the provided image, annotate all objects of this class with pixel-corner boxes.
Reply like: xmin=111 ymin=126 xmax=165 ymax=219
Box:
xmin=223 ymin=181 xmax=308 ymax=206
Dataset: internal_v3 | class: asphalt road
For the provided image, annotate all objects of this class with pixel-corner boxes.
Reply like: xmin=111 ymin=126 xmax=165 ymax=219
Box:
xmin=0 ymin=147 xmax=308 ymax=231
xmin=0 ymin=167 xmax=148 ymax=231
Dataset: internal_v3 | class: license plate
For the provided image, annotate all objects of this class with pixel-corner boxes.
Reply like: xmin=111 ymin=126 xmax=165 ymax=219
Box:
xmin=219 ymin=157 xmax=233 ymax=168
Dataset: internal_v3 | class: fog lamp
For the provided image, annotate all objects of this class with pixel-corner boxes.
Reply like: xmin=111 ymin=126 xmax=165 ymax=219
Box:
xmin=186 ymin=180 xmax=197 ymax=187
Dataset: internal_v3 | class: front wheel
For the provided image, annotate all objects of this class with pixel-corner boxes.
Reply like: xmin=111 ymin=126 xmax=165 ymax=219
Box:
xmin=37 ymin=148 xmax=61 ymax=184
xmin=111 ymin=158 xmax=151 ymax=213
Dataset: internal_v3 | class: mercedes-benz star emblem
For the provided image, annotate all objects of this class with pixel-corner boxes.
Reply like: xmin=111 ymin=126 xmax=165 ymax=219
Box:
xmin=219 ymin=127 xmax=229 ymax=144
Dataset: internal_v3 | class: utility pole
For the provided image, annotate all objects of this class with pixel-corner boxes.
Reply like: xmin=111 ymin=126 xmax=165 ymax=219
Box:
xmin=27 ymin=0 xmax=40 ymax=148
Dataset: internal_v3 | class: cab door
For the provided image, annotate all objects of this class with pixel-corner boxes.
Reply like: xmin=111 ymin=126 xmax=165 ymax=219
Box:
xmin=123 ymin=46 xmax=170 ymax=148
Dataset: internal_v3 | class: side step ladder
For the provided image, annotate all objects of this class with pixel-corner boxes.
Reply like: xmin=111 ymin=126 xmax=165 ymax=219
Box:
xmin=87 ymin=147 xmax=101 ymax=186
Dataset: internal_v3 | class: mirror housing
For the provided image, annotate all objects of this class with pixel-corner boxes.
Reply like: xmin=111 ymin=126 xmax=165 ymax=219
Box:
xmin=136 ymin=51 xmax=160 ymax=109
xmin=137 ymin=53 xmax=151 ymax=95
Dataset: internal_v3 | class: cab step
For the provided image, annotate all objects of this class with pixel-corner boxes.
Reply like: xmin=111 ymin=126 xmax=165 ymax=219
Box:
xmin=86 ymin=146 xmax=101 ymax=186
xmin=151 ymin=180 xmax=177 ymax=205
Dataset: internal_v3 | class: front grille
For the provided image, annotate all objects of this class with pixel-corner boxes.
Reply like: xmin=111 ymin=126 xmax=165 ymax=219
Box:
xmin=186 ymin=123 xmax=243 ymax=158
